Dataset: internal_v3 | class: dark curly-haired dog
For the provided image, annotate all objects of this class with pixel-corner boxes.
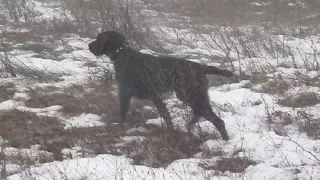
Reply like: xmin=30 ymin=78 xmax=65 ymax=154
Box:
xmin=89 ymin=30 xmax=233 ymax=140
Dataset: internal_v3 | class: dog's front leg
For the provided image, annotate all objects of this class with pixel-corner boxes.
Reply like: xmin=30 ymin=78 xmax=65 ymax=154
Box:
xmin=118 ymin=86 xmax=132 ymax=123
xmin=151 ymin=94 xmax=174 ymax=130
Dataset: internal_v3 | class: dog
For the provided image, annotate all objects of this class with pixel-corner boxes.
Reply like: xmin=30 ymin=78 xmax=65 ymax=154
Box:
xmin=89 ymin=30 xmax=233 ymax=140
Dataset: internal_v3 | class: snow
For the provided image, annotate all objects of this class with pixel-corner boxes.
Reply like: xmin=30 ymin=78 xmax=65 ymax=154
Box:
xmin=61 ymin=146 xmax=84 ymax=159
xmin=7 ymin=154 xmax=215 ymax=180
xmin=0 ymin=100 xmax=22 ymax=111
xmin=63 ymin=113 xmax=104 ymax=129
xmin=6 ymin=154 xmax=318 ymax=180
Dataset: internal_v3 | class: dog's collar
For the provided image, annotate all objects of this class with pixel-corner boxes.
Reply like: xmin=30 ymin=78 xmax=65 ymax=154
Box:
xmin=110 ymin=46 xmax=125 ymax=60
xmin=115 ymin=46 xmax=123 ymax=53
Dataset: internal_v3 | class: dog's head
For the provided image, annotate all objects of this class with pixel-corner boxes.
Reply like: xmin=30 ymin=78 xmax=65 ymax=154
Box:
xmin=88 ymin=30 xmax=128 ymax=57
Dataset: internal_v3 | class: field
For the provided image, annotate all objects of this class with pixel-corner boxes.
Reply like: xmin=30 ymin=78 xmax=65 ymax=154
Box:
xmin=0 ymin=0 xmax=320 ymax=179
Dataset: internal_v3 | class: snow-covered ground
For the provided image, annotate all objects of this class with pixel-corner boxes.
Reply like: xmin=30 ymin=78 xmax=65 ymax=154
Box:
xmin=1 ymin=1 xmax=320 ymax=180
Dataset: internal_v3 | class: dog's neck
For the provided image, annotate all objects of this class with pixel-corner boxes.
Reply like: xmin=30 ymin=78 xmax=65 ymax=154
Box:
xmin=108 ymin=46 xmax=127 ymax=60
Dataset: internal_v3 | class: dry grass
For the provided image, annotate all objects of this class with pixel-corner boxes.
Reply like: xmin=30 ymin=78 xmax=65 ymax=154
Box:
xmin=16 ymin=82 xmax=161 ymax=161
xmin=0 ymin=82 xmax=15 ymax=102
xmin=266 ymin=111 xmax=294 ymax=136
xmin=25 ymin=83 xmax=109 ymax=117
xmin=299 ymin=120 xmax=320 ymax=139
xmin=249 ymin=72 xmax=269 ymax=85
xmin=298 ymin=111 xmax=320 ymax=139
xmin=4 ymin=150 xmax=54 ymax=168
xmin=294 ymin=72 xmax=320 ymax=88
xmin=259 ymin=79 xmax=290 ymax=95
xmin=0 ymin=103 xmax=216 ymax=168
xmin=25 ymin=91 xmax=81 ymax=109
xmin=2 ymin=31 xmax=33 ymax=46
xmin=125 ymin=126 xmax=203 ymax=168
xmin=25 ymin=82 xmax=158 ymax=121
xmin=215 ymin=157 xmax=256 ymax=173
xmin=0 ymin=110 xmax=64 ymax=149
xmin=246 ymin=72 xmax=291 ymax=95
xmin=278 ymin=92 xmax=320 ymax=108
xmin=0 ymin=108 xmax=136 ymax=161
xmin=64 ymin=123 xmax=205 ymax=168
xmin=201 ymin=157 xmax=256 ymax=173
xmin=201 ymin=148 xmax=224 ymax=159
xmin=59 ymin=116 xmax=203 ymax=168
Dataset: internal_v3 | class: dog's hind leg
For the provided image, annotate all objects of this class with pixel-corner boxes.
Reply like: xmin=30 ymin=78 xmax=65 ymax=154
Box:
xmin=205 ymin=111 xmax=229 ymax=141
xmin=151 ymin=94 xmax=175 ymax=130
xmin=193 ymin=104 xmax=229 ymax=140
xmin=188 ymin=90 xmax=229 ymax=140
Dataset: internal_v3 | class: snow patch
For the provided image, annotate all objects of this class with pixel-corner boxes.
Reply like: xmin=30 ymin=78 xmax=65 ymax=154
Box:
xmin=64 ymin=113 xmax=104 ymax=129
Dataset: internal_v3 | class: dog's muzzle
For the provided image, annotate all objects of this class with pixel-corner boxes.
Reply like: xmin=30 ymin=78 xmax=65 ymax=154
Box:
xmin=88 ymin=42 xmax=95 ymax=53
xmin=88 ymin=41 xmax=102 ymax=56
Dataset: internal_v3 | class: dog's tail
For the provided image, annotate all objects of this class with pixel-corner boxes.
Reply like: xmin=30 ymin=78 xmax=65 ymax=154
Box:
xmin=203 ymin=66 xmax=234 ymax=77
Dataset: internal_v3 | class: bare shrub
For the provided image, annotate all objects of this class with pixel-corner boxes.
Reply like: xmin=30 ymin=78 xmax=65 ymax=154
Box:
xmin=1 ymin=27 xmax=68 ymax=81
xmin=203 ymin=27 xmax=291 ymax=63
xmin=56 ymin=0 xmax=168 ymax=52
xmin=0 ymin=0 xmax=38 ymax=24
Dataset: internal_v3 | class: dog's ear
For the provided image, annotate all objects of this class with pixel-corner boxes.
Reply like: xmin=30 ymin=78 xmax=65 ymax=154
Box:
xmin=102 ymin=32 xmax=129 ymax=54
xmin=97 ymin=34 xmax=109 ymax=54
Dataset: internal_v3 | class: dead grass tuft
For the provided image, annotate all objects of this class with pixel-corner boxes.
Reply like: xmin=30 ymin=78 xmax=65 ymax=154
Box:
xmin=0 ymin=82 xmax=15 ymax=102
xmin=249 ymin=72 xmax=269 ymax=85
xmin=298 ymin=111 xmax=320 ymax=139
xmin=202 ymin=157 xmax=256 ymax=173
xmin=266 ymin=111 xmax=295 ymax=136
xmin=278 ymin=92 xmax=320 ymax=108
xmin=299 ymin=120 xmax=320 ymax=139
xmin=259 ymin=79 xmax=290 ymax=95
xmin=248 ymin=72 xmax=292 ymax=95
